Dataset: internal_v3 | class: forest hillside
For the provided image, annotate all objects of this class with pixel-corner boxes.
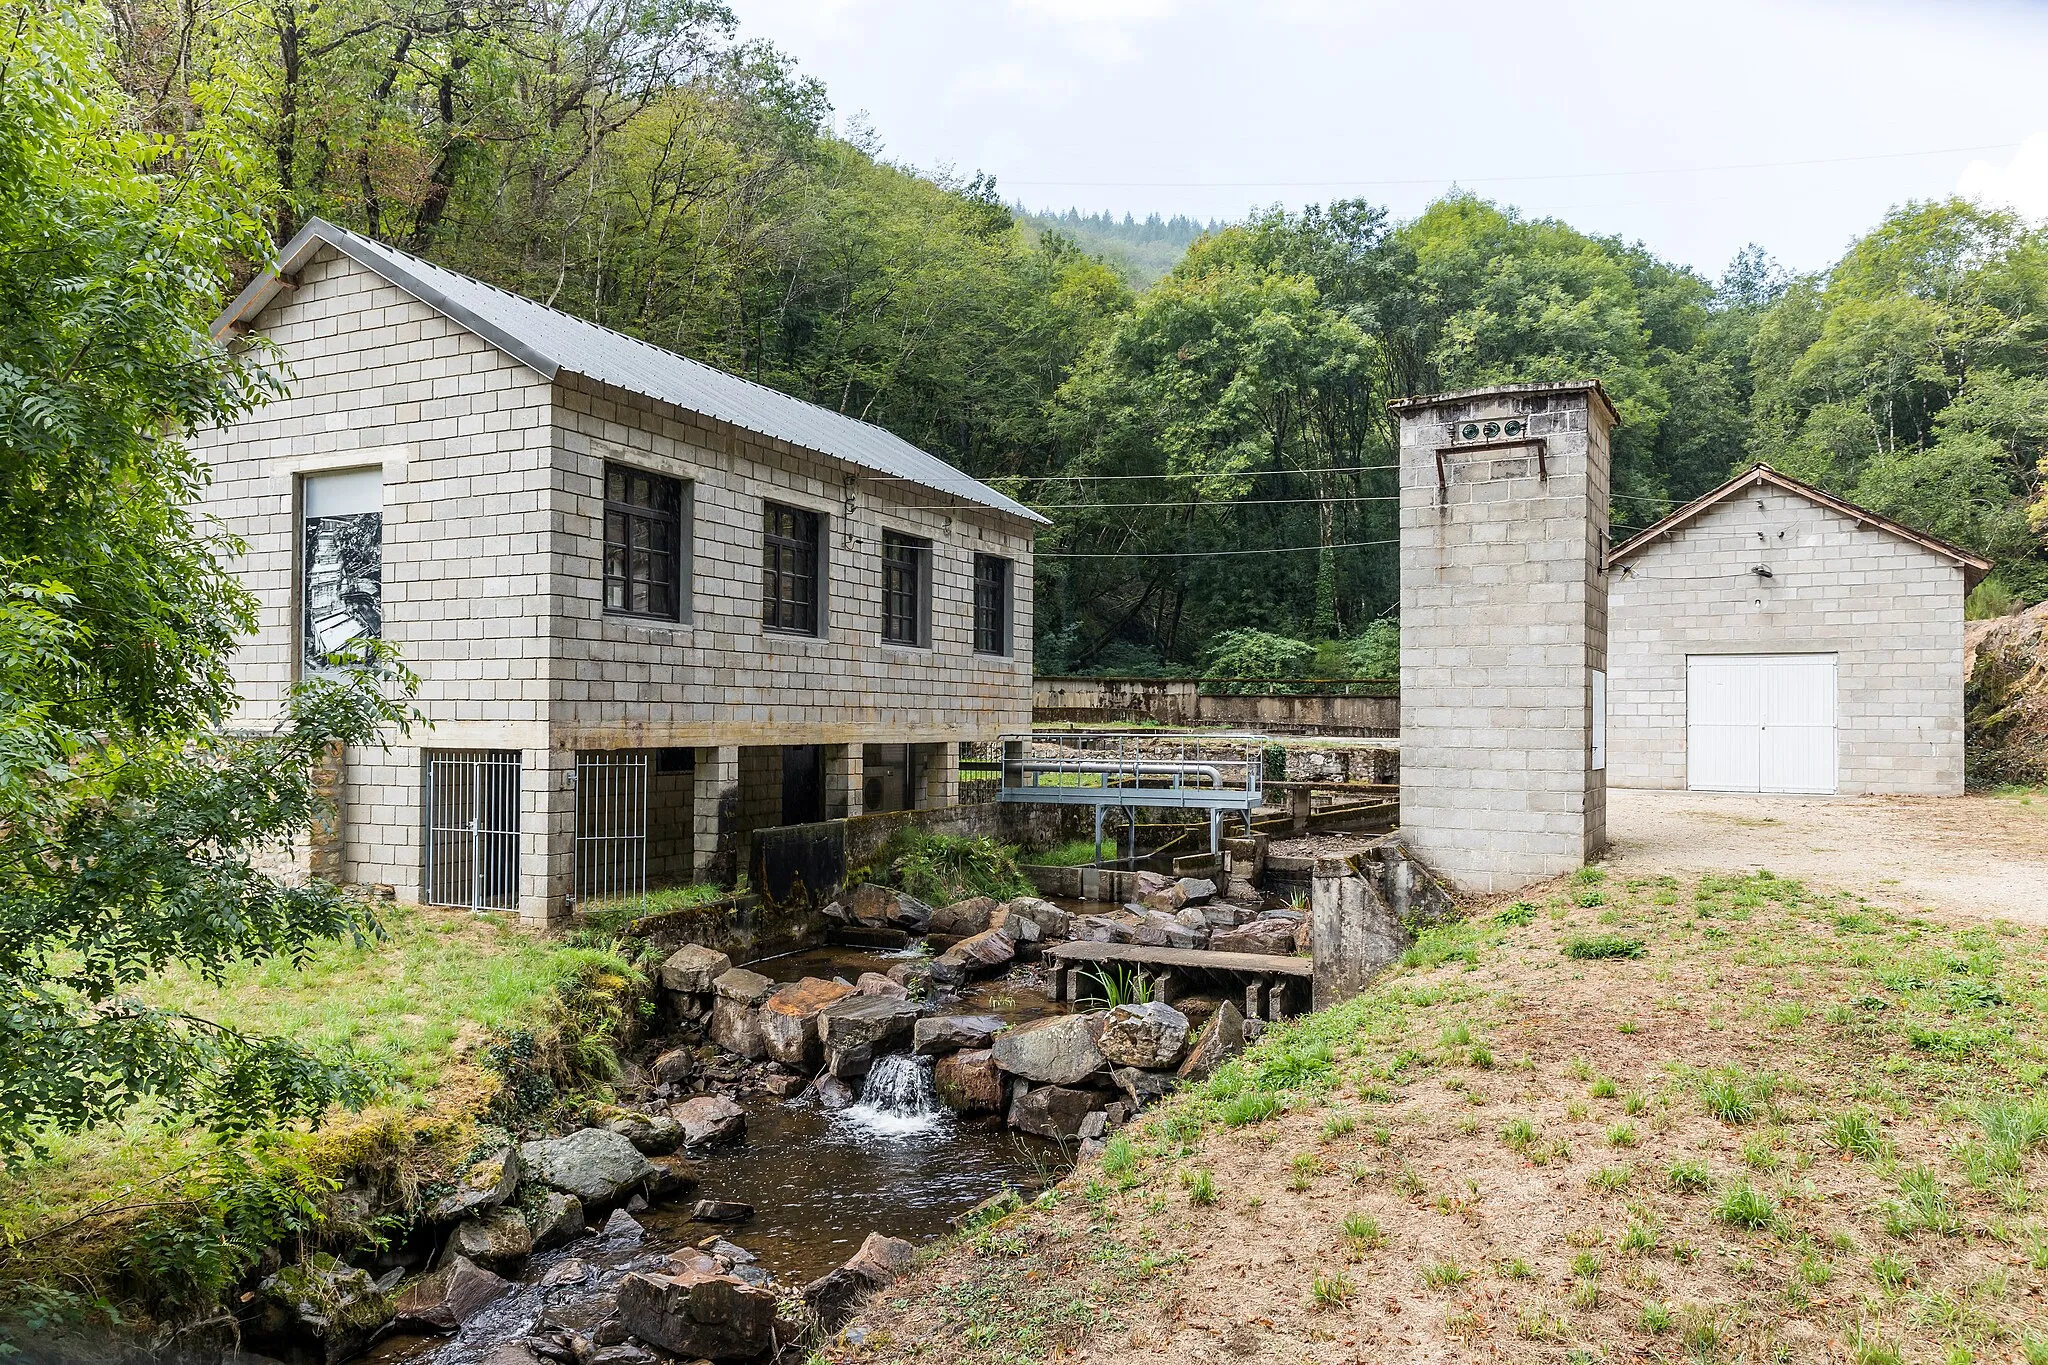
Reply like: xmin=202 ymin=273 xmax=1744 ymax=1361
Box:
xmin=111 ymin=0 xmax=2048 ymax=675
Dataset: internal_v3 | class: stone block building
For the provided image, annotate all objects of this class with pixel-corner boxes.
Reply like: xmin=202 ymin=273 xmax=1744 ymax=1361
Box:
xmin=199 ymin=219 xmax=1042 ymax=923
xmin=1606 ymin=464 xmax=1988 ymax=795
xmin=1391 ymin=382 xmax=1614 ymax=893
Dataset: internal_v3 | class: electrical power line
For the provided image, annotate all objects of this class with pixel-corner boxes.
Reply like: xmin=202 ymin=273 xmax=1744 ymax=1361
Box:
xmin=1038 ymin=536 xmax=1397 ymax=560
xmin=863 ymin=462 xmax=1399 ymax=486
xmin=896 ymin=493 xmax=1402 ymax=511
xmin=1006 ymin=141 xmax=2019 ymax=190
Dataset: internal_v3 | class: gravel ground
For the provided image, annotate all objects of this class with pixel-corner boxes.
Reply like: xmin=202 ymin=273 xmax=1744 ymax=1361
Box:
xmin=1605 ymin=785 xmax=2048 ymax=924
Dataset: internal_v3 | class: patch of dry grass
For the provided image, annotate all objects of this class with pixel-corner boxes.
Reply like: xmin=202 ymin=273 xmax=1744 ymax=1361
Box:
xmin=828 ymin=869 xmax=2048 ymax=1364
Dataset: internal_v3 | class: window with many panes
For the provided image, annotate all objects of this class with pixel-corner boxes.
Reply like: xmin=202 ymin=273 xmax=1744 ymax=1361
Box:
xmin=973 ymin=554 xmax=1011 ymax=655
xmin=604 ymin=464 xmax=686 ymax=620
xmin=881 ymin=531 xmax=929 ymax=646
xmin=763 ymin=502 xmax=822 ymax=634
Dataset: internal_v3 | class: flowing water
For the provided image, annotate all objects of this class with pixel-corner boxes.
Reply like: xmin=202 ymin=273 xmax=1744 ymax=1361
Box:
xmin=365 ymin=943 xmax=1068 ymax=1365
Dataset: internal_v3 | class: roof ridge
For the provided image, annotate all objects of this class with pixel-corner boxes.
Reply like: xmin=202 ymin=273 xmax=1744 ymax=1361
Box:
xmin=217 ymin=218 xmax=1045 ymax=524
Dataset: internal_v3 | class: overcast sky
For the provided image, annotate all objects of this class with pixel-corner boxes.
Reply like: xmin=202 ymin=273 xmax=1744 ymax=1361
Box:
xmin=731 ymin=0 xmax=2048 ymax=278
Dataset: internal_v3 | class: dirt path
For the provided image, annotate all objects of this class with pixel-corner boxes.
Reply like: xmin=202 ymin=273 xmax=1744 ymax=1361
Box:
xmin=1606 ymin=786 xmax=2048 ymax=923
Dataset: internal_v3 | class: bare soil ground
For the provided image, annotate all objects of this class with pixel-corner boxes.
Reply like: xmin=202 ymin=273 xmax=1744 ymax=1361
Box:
xmin=832 ymin=856 xmax=2048 ymax=1364
xmin=1609 ymin=788 xmax=2048 ymax=925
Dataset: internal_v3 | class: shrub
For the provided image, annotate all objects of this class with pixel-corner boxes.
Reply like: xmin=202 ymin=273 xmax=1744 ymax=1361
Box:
xmin=1564 ymin=934 xmax=1645 ymax=960
xmin=857 ymin=827 xmax=1031 ymax=905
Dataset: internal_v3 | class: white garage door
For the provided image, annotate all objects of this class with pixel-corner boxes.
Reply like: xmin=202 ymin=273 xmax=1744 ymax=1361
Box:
xmin=1687 ymin=654 xmax=1837 ymax=794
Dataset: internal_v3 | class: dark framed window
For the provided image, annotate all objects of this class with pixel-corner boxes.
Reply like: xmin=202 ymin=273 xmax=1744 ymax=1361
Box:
xmin=881 ymin=531 xmax=930 ymax=646
xmin=763 ymin=502 xmax=822 ymax=634
xmin=973 ymin=554 xmax=1011 ymax=656
xmin=604 ymin=463 xmax=686 ymax=620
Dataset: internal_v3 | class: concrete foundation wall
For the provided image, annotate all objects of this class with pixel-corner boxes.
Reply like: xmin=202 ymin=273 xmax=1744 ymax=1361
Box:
xmin=1034 ymin=677 xmax=1397 ymax=735
xmin=1396 ymin=384 xmax=1612 ymax=893
xmin=1608 ymin=486 xmax=1968 ymax=795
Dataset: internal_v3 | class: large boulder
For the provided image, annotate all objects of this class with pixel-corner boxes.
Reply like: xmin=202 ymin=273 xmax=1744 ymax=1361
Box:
xmin=1073 ymin=915 xmax=1137 ymax=945
xmin=530 ymin=1193 xmax=585 ymax=1251
xmin=712 ymin=967 xmax=774 ymax=1005
xmin=659 ymin=945 xmax=731 ymax=995
xmin=1211 ymin=920 xmax=1298 ymax=956
xmin=1000 ymin=897 xmax=1072 ymax=940
xmin=1177 ymin=1000 xmax=1246 ymax=1081
xmin=614 ymin=1267 xmax=778 ymax=1361
xmin=1096 ymin=1001 xmax=1190 ymax=1069
xmin=853 ymin=971 xmax=908 ymax=998
xmin=708 ymin=997 xmax=766 ymax=1060
xmin=425 ymin=1146 xmax=518 ymax=1224
xmin=819 ymin=995 xmax=921 ymax=1078
xmin=930 ymin=895 xmax=996 ymax=937
xmin=651 ymin=1047 xmax=697 ymax=1088
xmin=671 ymin=1094 xmax=746 ymax=1148
xmin=645 ymin=1153 xmax=703 ymax=1200
xmin=1139 ymin=882 xmax=1188 ymax=914
xmin=928 ymin=927 xmax=1016 ymax=985
xmin=393 ymin=1255 xmax=511 ymax=1333
xmin=758 ymin=977 xmax=856 ymax=1069
xmin=1111 ymin=1065 xmax=1180 ymax=1111
xmin=986 ymin=906 xmax=1041 ymax=944
xmin=803 ymin=1232 xmax=918 ymax=1327
xmin=913 ymin=1014 xmax=1008 ymax=1056
xmin=991 ymin=1012 xmax=1107 ymax=1086
xmin=1010 ymin=1085 xmax=1100 ymax=1139
xmin=518 ymin=1128 xmax=655 ymax=1205
xmin=933 ymin=1048 xmax=1003 ymax=1112
xmin=886 ymin=959 xmax=933 ymax=996
xmin=846 ymin=883 xmax=933 ymax=933
xmin=447 ymin=1207 xmax=533 ymax=1271
xmin=1176 ymin=877 xmax=1217 ymax=906
xmin=256 ymin=1254 xmax=392 ymax=1363
xmin=606 ymin=1111 xmax=684 ymax=1155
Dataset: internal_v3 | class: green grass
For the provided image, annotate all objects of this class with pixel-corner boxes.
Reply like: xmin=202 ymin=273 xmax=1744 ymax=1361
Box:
xmin=1026 ymin=837 xmax=1111 ymax=868
xmin=0 ymin=902 xmax=639 ymax=1311
xmin=1716 ymin=1179 xmax=1778 ymax=1229
xmin=577 ymin=880 xmax=731 ymax=927
xmin=854 ymin=827 xmax=1033 ymax=905
xmin=1563 ymin=933 xmax=1645 ymax=960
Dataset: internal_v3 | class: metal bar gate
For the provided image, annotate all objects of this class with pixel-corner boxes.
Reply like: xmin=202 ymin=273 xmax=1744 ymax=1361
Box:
xmin=424 ymin=750 xmax=522 ymax=910
xmin=574 ymin=750 xmax=648 ymax=910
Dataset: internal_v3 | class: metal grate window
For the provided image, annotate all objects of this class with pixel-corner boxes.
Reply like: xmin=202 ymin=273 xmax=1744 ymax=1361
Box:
xmin=575 ymin=751 xmax=648 ymax=909
xmin=424 ymin=750 xmax=522 ymax=911
xmin=881 ymin=531 xmax=928 ymax=646
xmin=604 ymin=463 xmax=686 ymax=620
xmin=973 ymin=554 xmax=1011 ymax=655
xmin=763 ymin=502 xmax=821 ymax=634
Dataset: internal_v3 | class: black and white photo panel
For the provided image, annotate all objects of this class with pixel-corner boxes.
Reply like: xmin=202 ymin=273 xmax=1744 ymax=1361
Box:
xmin=302 ymin=467 xmax=383 ymax=670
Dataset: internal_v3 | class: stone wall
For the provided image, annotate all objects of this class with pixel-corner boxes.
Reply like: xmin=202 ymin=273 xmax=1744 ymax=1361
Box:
xmin=1034 ymin=677 xmax=1397 ymax=735
xmin=1395 ymin=383 xmax=1612 ymax=893
xmin=1608 ymin=485 xmax=1968 ymax=794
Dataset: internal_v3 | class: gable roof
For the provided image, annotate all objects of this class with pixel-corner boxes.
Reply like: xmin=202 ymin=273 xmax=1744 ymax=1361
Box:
xmin=215 ymin=219 xmax=1048 ymax=526
xmin=1607 ymin=463 xmax=1992 ymax=589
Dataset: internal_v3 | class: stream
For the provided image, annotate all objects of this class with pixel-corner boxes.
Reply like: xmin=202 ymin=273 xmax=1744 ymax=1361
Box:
xmin=364 ymin=941 xmax=1073 ymax=1365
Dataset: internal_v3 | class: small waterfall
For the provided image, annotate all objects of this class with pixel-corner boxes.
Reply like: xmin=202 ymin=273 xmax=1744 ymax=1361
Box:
xmin=839 ymin=1053 xmax=943 ymax=1136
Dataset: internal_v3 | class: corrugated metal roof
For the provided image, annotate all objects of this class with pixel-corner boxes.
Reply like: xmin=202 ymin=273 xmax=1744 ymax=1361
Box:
xmin=217 ymin=218 xmax=1047 ymax=525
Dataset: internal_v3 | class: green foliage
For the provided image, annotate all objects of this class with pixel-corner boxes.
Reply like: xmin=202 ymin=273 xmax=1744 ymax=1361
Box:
xmin=857 ymin=828 xmax=1032 ymax=906
xmin=1666 ymin=1160 xmax=1714 ymax=1193
xmin=1345 ymin=618 xmax=1400 ymax=678
xmin=1090 ymin=967 xmax=1153 ymax=1009
xmin=1218 ymin=1093 xmax=1281 ymax=1127
xmin=0 ymin=3 xmax=423 ymax=1160
xmin=1200 ymin=629 xmax=1315 ymax=693
xmin=1824 ymin=1108 xmax=1892 ymax=1161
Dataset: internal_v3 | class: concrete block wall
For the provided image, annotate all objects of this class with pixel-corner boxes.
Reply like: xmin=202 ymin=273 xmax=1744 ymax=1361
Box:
xmin=196 ymin=246 xmax=1041 ymax=922
xmin=545 ymin=374 xmax=1035 ymax=751
xmin=1396 ymin=384 xmax=1612 ymax=892
xmin=1608 ymin=486 xmax=1967 ymax=794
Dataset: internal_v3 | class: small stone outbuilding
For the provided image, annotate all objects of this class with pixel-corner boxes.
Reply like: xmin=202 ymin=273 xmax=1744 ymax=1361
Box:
xmin=1606 ymin=464 xmax=1989 ymax=796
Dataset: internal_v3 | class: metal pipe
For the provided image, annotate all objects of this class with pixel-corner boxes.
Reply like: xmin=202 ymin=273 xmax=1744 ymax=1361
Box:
xmin=1008 ymin=759 xmax=1230 ymax=786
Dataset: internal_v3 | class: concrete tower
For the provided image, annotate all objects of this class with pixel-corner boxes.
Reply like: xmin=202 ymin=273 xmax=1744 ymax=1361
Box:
xmin=1390 ymin=381 xmax=1616 ymax=892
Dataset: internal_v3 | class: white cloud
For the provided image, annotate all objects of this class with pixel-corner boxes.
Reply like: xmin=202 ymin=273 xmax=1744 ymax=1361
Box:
xmin=1957 ymin=132 xmax=2048 ymax=220
xmin=948 ymin=61 xmax=1077 ymax=104
xmin=1007 ymin=0 xmax=1179 ymax=61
